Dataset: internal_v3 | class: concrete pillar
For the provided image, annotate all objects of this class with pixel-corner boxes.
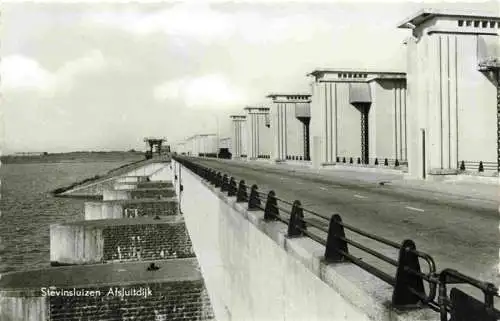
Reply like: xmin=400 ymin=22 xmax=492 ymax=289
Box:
xmin=244 ymin=107 xmax=271 ymax=159
xmin=267 ymin=94 xmax=311 ymax=162
xmin=230 ymin=115 xmax=247 ymax=159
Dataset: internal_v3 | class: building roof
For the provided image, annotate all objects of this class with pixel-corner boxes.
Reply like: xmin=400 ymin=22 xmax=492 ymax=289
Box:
xmin=307 ymin=68 xmax=405 ymax=78
xmin=397 ymin=8 xmax=500 ymax=29
xmin=244 ymin=106 xmax=270 ymax=111
xmin=266 ymin=93 xmax=311 ymax=98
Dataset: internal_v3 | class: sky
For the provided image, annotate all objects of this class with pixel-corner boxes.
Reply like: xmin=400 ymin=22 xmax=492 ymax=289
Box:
xmin=1 ymin=0 xmax=498 ymax=154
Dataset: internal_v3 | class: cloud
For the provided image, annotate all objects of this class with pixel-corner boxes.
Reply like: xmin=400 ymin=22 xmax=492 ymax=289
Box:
xmin=1 ymin=50 xmax=106 ymax=95
xmin=0 ymin=55 xmax=51 ymax=92
xmin=153 ymin=73 xmax=247 ymax=109
xmin=84 ymin=3 xmax=334 ymax=45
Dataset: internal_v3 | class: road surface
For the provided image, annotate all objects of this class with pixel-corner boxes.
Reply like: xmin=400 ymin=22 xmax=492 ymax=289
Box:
xmin=185 ymin=157 xmax=499 ymax=302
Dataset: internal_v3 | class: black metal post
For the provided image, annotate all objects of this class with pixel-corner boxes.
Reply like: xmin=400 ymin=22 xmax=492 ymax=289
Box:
xmin=263 ymin=191 xmax=278 ymax=220
xmin=361 ymin=107 xmax=369 ymax=164
xmin=248 ymin=184 xmax=261 ymax=210
xmin=392 ymin=239 xmax=425 ymax=308
xmin=236 ymin=180 xmax=248 ymax=203
xmin=287 ymin=200 xmax=305 ymax=237
xmin=221 ymin=174 xmax=229 ymax=192
xmin=228 ymin=177 xmax=237 ymax=196
xmin=324 ymin=214 xmax=348 ymax=262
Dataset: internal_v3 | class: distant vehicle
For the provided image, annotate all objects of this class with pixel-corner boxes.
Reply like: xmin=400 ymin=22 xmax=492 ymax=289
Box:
xmin=218 ymin=148 xmax=232 ymax=159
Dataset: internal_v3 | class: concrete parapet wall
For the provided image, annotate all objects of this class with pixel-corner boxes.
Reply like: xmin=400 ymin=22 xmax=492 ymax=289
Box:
xmin=50 ymin=218 xmax=192 ymax=265
xmin=172 ymin=159 xmax=438 ymax=321
xmin=149 ymin=165 xmax=173 ymax=181
xmin=85 ymin=199 xmax=179 ymax=220
xmin=124 ymin=162 xmax=167 ymax=177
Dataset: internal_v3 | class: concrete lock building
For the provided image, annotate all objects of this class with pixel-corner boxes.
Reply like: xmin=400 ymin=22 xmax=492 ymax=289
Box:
xmin=184 ymin=134 xmax=218 ymax=157
xmin=267 ymin=93 xmax=312 ymax=162
xmin=399 ymin=9 xmax=500 ymax=179
xmin=230 ymin=115 xmax=248 ymax=159
xmin=173 ymin=141 xmax=187 ymax=155
xmin=308 ymin=69 xmax=407 ymax=168
xmin=244 ymin=106 xmax=273 ymax=160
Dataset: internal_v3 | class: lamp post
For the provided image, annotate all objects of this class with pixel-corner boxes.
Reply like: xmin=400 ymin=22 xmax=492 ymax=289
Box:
xmin=212 ymin=113 xmax=220 ymax=159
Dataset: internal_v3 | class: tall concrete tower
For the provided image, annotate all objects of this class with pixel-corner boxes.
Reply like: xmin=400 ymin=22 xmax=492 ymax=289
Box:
xmin=230 ymin=115 xmax=247 ymax=159
xmin=399 ymin=9 xmax=500 ymax=179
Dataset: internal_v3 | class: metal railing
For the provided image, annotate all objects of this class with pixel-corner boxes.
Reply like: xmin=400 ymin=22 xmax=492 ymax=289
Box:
xmin=173 ymin=155 xmax=500 ymax=321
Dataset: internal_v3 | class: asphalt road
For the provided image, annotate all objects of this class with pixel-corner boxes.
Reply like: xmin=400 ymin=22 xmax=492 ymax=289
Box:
xmin=187 ymin=157 xmax=499 ymax=302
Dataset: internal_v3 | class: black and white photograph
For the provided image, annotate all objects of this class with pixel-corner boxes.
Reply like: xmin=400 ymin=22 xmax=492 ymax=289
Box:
xmin=0 ymin=0 xmax=499 ymax=320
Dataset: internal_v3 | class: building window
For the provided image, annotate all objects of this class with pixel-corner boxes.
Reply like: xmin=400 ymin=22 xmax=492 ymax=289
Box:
xmin=490 ymin=21 xmax=497 ymax=28
xmin=458 ymin=20 xmax=464 ymax=27
xmin=466 ymin=20 xmax=472 ymax=26
xmin=482 ymin=21 xmax=488 ymax=28
xmin=474 ymin=20 xmax=480 ymax=27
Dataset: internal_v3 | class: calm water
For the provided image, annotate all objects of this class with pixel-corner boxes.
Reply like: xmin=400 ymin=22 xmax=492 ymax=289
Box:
xmin=0 ymin=160 xmax=133 ymax=273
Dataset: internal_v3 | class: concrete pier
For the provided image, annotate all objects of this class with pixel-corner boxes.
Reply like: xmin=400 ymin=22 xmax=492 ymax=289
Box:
xmin=50 ymin=216 xmax=192 ymax=265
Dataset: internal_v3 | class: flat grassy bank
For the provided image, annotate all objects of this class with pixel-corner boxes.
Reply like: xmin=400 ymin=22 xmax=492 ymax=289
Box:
xmin=1 ymin=151 xmax=145 ymax=164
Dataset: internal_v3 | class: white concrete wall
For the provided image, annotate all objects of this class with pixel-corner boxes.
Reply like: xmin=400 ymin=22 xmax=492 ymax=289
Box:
xmin=245 ymin=113 xmax=273 ymax=159
xmin=369 ymin=79 xmax=408 ymax=162
xmin=124 ymin=163 xmax=165 ymax=177
xmin=272 ymin=103 xmax=304 ymax=161
xmin=0 ymin=296 xmax=48 ymax=321
xmin=50 ymin=224 xmax=104 ymax=264
xmin=456 ymin=35 xmax=497 ymax=165
xmin=116 ymin=176 xmax=141 ymax=183
xmin=310 ymin=82 xmax=360 ymax=164
xmin=149 ymin=165 xmax=173 ymax=181
xmin=103 ymin=189 xmax=130 ymax=201
xmin=231 ymin=119 xmax=247 ymax=158
xmin=114 ymin=183 xmax=137 ymax=190
xmin=85 ymin=202 xmax=123 ymax=220
xmin=259 ymin=117 xmax=273 ymax=157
